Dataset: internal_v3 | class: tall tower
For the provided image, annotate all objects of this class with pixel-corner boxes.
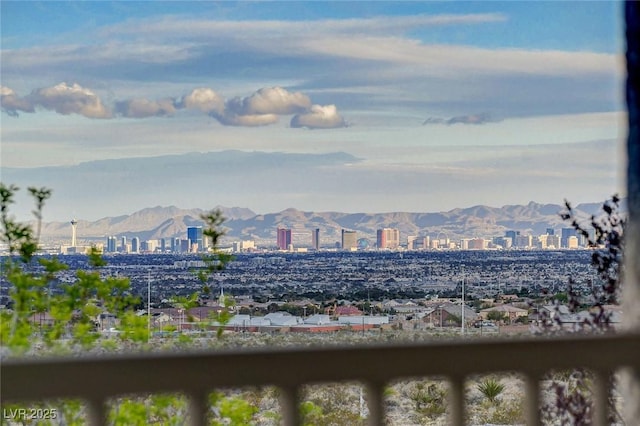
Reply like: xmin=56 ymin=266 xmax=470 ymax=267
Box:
xmin=377 ymin=228 xmax=400 ymax=249
xmin=341 ymin=229 xmax=357 ymax=250
xmin=70 ymin=219 xmax=78 ymax=247
xmin=277 ymin=228 xmax=292 ymax=250
xmin=311 ymin=228 xmax=320 ymax=250
xmin=187 ymin=226 xmax=204 ymax=252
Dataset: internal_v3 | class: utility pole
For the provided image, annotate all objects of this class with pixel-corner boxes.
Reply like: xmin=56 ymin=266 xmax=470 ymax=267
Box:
xmin=461 ymin=266 xmax=465 ymax=335
xmin=147 ymin=271 xmax=151 ymax=342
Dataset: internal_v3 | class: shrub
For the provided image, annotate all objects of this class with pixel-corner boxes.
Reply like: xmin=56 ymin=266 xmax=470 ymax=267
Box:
xmin=409 ymin=381 xmax=447 ymax=420
xmin=538 ymin=196 xmax=626 ymax=424
xmin=477 ymin=378 xmax=505 ymax=404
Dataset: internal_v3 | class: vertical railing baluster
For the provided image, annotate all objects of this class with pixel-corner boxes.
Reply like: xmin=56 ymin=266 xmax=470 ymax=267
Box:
xmin=448 ymin=376 xmax=464 ymax=426
xmin=592 ymin=370 xmax=609 ymax=426
xmin=524 ymin=373 xmax=540 ymax=425
xmin=188 ymin=391 xmax=208 ymax=426
xmin=86 ymin=398 xmax=106 ymax=426
xmin=280 ymin=386 xmax=299 ymax=426
xmin=365 ymin=381 xmax=384 ymax=426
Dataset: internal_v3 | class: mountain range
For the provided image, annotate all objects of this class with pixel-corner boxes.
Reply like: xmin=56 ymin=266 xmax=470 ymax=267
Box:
xmin=39 ymin=199 xmax=624 ymax=246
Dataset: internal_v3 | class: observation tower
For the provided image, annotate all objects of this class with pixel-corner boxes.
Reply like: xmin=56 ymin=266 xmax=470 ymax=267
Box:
xmin=70 ymin=219 xmax=78 ymax=247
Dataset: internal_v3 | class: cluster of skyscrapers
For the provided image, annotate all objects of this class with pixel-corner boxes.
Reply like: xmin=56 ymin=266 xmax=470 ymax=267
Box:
xmin=271 ymin=226 xmax=592 ymax=252
xmin=69 ymin=224 xmax=592 ymax=256
xmin=275 ymin=227 xmax=419 ymax=251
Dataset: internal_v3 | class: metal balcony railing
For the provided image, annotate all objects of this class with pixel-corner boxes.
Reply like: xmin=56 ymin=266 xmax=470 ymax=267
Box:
xmin=2 ymin=332 xmax=640 ymax=426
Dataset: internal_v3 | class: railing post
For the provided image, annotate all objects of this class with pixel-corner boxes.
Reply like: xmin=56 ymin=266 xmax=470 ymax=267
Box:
xmin=86 ymin=398 xmax=106 ymax=426
xmin=524 ymin=373 xmax=540 ymax=425
xmin=280 ymin=386 xmax=299 ymax=426
xmin=448 ymin=376 xmax=465 ymax=426
xmin=365 ymin=381 xmax=385 ymax=426
xmin=188 ymin=391 xmax=209 ymax=426
xmin=625 ymin=0 xmax=640 ymax=423
xmin=591 ymin=370 xmax=609 ymax=426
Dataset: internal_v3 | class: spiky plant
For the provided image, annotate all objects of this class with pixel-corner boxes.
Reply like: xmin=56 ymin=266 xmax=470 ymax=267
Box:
xmin=477 ymin=378 xmax=505 ymax=404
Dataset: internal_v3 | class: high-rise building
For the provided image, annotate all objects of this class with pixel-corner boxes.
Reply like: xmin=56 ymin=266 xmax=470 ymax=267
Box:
xmin=549 ymin=234 xmax=561 ymax=248
xmin=377 ymin=228 xmax=400 ymax=249
xmin=422 ymin=236 xmax=430 ymax=250
xmin=546 ymin=228 xmax=555 ymax=236
xmin=144 ymin=239 xmax=159 ymax=253
xmin=311 ymin=228 xmax=320 ymax=250
xmin=505 ymin=230 xmax=519 ymax=243
xmin=561 ymin=227 xmax=578 ymax=248
xmin=120 ymin=236 xmax=127 ymax=253
xmin=407 ymin=235 xmax=417 ymax=250
xmin=131 ymin=237 xmax=140 ymax=253
xmin=468 ymin=238 xmax=486 ymax=250
xmin=232 ymin=240 xmax=256 ymax=252
xmin=539 ymin=234 xmax=561 ymax=249
xmin=515 ymin=234 xmax=532 ymax=248
xmin=187 ymin=226 xmax=204 ymax=252
xmin=341 ymin=229 xmax=357 ymax=250
xmin=277 ymin=228 xmax=292 ymax=250
xmin=493 ymin=236 xmax=512 ymax=249
xmin=567 ymin=235 xmax=579 ymax=249
xmin=106 ymin=236 xmax=117 ymax=253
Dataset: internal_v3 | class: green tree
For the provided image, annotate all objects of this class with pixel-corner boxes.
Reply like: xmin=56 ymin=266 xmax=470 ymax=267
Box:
xmin=1 ymin=184 xmax=140 ymax=355
xmin=486 ymin=310 xmax=507 ymax=323
xmin=0 ymin=183 xmax=238 ymax=424
xmin=196 ymin=209 xmax=235 ymax=338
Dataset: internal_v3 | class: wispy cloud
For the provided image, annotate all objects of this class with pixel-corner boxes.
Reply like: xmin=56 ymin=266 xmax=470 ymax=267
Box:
xmin=1 ymin=11 xmax=621 ymax=121
xmin=2 ymin=140 xmax=619 ymax=221
xmin=114 ymin=97 xmax=177 ymax=118
xmin=423 ymin=112 xmax=498 ymax=126
xmin=100 ymin=13 xmax=508 ymax=39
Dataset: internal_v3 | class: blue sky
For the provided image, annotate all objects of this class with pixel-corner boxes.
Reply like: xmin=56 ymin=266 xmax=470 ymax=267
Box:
xmin=0 ymin=1 xmax=626 ymax=221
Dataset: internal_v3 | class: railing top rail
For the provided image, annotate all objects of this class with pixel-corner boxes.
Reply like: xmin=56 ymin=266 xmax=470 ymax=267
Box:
xmin=3 ymin=332 xmax=640 ymax=403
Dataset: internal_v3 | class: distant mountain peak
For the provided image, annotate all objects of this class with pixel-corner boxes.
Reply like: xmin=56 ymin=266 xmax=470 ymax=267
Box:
xmin=38 ymin=198 xmax=626 ymax=243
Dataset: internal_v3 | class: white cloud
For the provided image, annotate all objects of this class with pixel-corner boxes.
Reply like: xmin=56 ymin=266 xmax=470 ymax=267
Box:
xmin=212 ymin=111 xmax=280 ymax=127
xmin=181 ymin=88 xmax=225 ymax=114
xmin=291 ymin=104 xmax=346 ymax=129
xmin=0 ymin=86 xmax=34 ymax=117
xmin=1 ymin=11 xmax=620 ymax=121
xmin=8 ymin=13 xmax=613 ymax=83
xmin=28 ymin=82 xmax=111 ymax=119
xmin=227 ymin=86 xmax=311 ymax=115
xmin=92 ymin=14 xmax=617 ymax=80
xmin=115 ymin=97 xmax=177 ymax=118
xmin=1 ymin=86 xmax=15 ymax=96
xmin=102 ymin=13 xmax=507 ymax=39
xmin=1 ymin=82 xmax=348 ymax=130
xmin=210 ymin=86 xmax=313 ymax=127
xmin=302 ymin=37 xmax=620 ymax=78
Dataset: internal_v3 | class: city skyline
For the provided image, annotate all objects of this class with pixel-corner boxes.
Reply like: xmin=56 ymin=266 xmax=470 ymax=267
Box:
xmin=69 ymin=223 xmax=588 ymax=255
xmin=1 ymin=2 xmax=625 ymax=221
